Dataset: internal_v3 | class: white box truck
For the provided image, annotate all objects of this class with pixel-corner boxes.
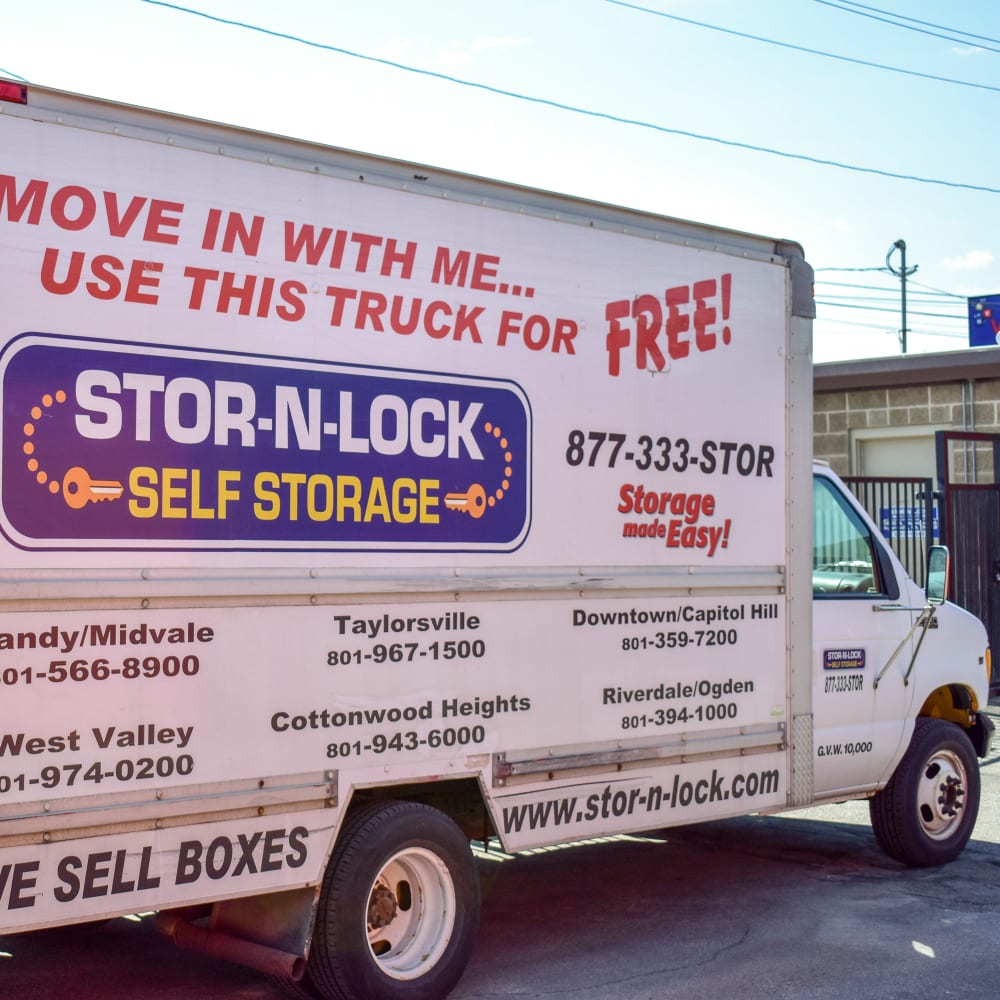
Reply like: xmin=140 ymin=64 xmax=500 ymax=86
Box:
xmin=0 ymin=79 xmax=992 ymax=1000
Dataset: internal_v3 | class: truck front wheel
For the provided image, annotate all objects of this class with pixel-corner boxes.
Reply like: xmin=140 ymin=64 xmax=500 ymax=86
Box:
xmin=869 ymin=717 xmax=980 ymax=867
xmin=306 ymin=800 xmax=480 ymax=1000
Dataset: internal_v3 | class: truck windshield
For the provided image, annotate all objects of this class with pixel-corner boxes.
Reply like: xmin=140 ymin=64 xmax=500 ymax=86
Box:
xmin=813 ymin=476 xmax=882 ymax=596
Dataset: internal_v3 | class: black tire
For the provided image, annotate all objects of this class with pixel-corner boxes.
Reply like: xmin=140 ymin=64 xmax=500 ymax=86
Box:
xmin=306 ymin=800 xmax=480 ymax=1000
xmin=869 ymin=717 xmax=980 ymax=867
xmin=269 ymin=974 xmax=322 ymax=1000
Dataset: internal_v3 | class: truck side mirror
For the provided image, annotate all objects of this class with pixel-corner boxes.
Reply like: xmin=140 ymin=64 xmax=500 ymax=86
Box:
xmin=926 ymin=545 xmax=950 ymax=605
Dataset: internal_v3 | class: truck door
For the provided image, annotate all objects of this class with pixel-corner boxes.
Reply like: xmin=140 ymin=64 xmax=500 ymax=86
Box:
xmin=812 ymin=472 xmax=918 ymax=797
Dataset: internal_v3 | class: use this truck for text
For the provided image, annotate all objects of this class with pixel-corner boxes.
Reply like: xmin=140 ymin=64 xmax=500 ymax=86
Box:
xmin=0 ymin=79 xmax=992 ymax=1000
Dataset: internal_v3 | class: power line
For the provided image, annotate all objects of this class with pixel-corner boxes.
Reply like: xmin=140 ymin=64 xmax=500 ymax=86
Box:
xmin=0 ymin=66 xmax=28 ymax=82
xmin=823 ymin=295 xmax=959 ymax=304
xmin=817 ymin=280 xmax=960 ymax=298
xmin=821 ymin=318 xmax=965 ymax=339
xmin=909 ymin=279 xmax=974 ymax=299
xmin=820 ymin=294 xmax=963 ymax=308
xmin=815 ymin=0 xmax=1000 ymax=49
xmin=816 ymin=0 xmax=1000 ymax=52
xmin=817 ymin=300 xmax=963 ymax=320
xmin=816 ymin=276 xmax=976 ymax=301
xmin=818 ymin=281 xmax=960 ymax=297
xmin=817 ymin=285 xmax=963 ymax=303
xmin=814 ymin=267 xmax=893 ymax=272
xmin=816 ymin=281 xmax=896 ymax=290
xmin=140 ymin=2 xmax=1000 ymax=196
xmin=607 ymin=0 xmax=1000 ymax=93
xmin=822 ymin=318 xmax=965 ymax=339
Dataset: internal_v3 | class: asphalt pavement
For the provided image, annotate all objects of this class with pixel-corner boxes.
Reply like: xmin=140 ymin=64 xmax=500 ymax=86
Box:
xmin=4 ymin=701 xmax=1000 ymax=999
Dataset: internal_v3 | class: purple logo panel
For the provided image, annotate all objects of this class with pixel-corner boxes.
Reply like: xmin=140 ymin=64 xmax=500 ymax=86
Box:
xmin=1 ymin=337 xmax=531 ymax=551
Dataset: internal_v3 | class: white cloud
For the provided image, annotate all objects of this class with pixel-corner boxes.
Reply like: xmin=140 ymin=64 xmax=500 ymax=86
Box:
xmin=437 ymin=36 xmax=529 ymax=68
xmin=370 ymin=35 xmax=530 ymax=73
xmin=942 ymin=249 xmax=996 ymax=272
xmin=469 ymin=36 xmax=530 ymax=52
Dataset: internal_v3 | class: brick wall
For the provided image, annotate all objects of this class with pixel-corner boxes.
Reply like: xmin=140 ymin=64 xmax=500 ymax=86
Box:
xmin=813 ymin=379 xmax=1000 ymax=477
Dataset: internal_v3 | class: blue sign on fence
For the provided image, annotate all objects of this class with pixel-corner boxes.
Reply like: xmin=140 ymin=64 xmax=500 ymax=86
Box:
xmin=879 ymin=505 xmax=939 ymax=541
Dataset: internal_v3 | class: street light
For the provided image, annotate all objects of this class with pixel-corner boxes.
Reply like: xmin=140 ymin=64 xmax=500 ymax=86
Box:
xmin=886 ymin=239 xmax=918 ymax=354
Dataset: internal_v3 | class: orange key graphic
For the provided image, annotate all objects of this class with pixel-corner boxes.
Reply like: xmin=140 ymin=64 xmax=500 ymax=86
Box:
xmin=444 ymin=483 xmax=487 ymax=519
xmin=62 ymin=466 xmax=125 ymax=509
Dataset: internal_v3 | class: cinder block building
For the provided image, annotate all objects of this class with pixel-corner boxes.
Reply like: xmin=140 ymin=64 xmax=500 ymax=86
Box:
xmin=814 ymin=348 xmax=1000 ymax=481
xmin=814 ymin=347 xmax=1000 ymax=689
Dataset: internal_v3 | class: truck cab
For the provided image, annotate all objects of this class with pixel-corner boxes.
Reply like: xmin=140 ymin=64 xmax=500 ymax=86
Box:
xmin=812 ymin=463 xmax=992 ymax=865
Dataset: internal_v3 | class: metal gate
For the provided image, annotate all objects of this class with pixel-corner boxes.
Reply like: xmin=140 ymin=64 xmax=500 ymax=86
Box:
xmin=935 ymin=431 xmax=1000 ymax=692
xmin=842 ymin=475 xmax=935 ymax=588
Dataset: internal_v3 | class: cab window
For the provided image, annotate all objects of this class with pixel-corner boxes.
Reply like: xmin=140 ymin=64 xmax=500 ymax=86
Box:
xmin=813 ymin=476 xmax=889 ymax=597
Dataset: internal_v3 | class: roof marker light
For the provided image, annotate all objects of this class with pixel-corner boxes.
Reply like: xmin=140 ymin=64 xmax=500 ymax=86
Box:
xmin=0 ymin=82 xmax=28 ymax=105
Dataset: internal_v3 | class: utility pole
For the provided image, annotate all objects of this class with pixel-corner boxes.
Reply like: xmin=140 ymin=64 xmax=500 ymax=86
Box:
xmin=886 ymin=239 xmax=918 ymax=353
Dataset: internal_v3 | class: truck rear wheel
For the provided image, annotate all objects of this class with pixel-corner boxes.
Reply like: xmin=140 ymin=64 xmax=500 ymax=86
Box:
xmin=306 ymin=800 xmax=480 ymax=1000
xmin=869 ymin=717 xmax=980 ymax=867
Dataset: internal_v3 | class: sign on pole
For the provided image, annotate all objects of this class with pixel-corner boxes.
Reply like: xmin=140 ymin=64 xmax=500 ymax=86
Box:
xmin=968 ymin=294 xmax=1000 ymax=347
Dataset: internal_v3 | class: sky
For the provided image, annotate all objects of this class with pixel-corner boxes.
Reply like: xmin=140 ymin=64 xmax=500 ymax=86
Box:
xmin=3 ymin=0 xmax=998 ymax=363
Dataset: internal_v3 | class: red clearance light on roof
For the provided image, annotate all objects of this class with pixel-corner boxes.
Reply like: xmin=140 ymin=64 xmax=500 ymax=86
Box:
xmin=0 ymin=82 xmax=28 ymax=105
